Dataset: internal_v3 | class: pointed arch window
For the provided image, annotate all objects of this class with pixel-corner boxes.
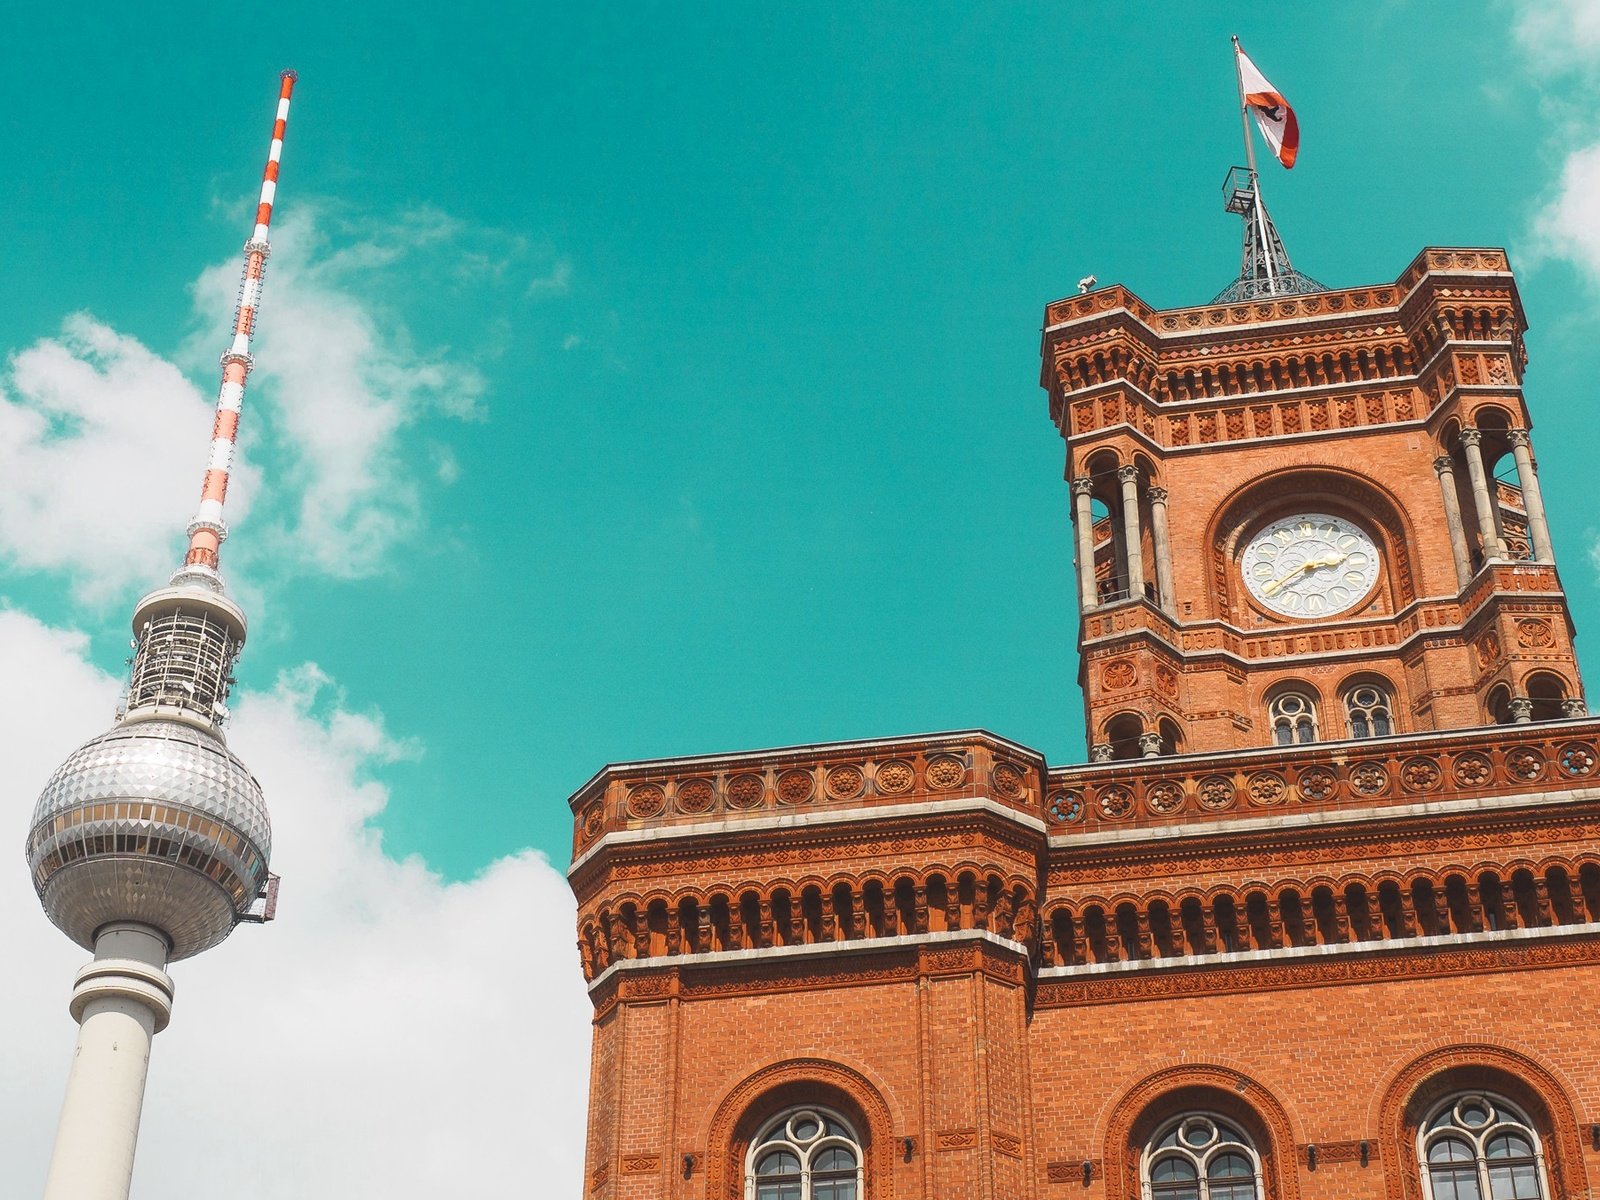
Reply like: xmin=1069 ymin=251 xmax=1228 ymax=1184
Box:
xmin=1268 ymin=690 xmax=1318 ymax=746
xmin=1419 ymin=1093 xmax=1549 ymax=1200
xmin=746 ymin=1107 xmax=863 ymax=1200
xmin=1142 ymin=1114 xmax=1264 ymax=1200
xmin=1345 ymin=683 xmax=1394 ymax=739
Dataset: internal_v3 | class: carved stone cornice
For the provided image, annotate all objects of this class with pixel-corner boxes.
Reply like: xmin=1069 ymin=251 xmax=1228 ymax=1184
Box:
xmin=1034 ymin=929 xmax=1600 ymax=1008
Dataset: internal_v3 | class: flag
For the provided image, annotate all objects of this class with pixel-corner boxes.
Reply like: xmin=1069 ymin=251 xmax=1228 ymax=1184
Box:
xmin=1237 ymin=44 xmax=1299 ymax=169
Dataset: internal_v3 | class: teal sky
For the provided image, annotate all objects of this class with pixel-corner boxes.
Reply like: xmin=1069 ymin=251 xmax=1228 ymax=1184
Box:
xmin=5 ymin=3 xmax=1599 ymax=881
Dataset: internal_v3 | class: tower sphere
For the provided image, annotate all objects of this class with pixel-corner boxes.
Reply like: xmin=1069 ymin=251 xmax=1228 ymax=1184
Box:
xmin=26 ymin=719 xmax=271 ymax=961
xmin=25 ymin=585 xmax=272 ymax=961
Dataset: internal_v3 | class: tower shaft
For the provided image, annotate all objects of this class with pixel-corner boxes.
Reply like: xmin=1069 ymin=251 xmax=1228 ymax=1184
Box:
xmin=41 ymin=926 xmax=173 ymax=1200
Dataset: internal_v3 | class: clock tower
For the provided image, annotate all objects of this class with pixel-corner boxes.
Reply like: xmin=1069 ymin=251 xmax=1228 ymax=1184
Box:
xmin=569 ymin=202 xmax=1600 ymax=1200
xmin=1042 ymin=243 xmax=1584 ymax=762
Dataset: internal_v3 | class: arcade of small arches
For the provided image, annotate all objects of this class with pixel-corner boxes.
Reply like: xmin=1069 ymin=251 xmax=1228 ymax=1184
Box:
xmin=578 ymin=869 xmax=1037 ymax=981
xmin=1050 ymin=300 xmax=1518 ymax=406
xmin=1056 ymin=300 xmax=1516 ymax=412
xmin=1040 ymin=856 xmax=1600 ymax=970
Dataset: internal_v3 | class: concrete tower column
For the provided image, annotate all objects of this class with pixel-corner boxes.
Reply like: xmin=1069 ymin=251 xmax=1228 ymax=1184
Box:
xmin=1147 ymin=485 xmax=1176 ymax=613
xmin=1070 ymin=477 xmax=1097 ymax=611
xmin=1507 ymin=429 xmax=1555 ymax=563
xmin=1459 ymin=429 xmax=1504 ymax=562
xmin=1433 ymin=455 xmax=1473 ymax=587
xmin=42 ymin=924 xmax=174 ymax=1200
xmin=1116 ymin=465 xmax=1146 ymax=601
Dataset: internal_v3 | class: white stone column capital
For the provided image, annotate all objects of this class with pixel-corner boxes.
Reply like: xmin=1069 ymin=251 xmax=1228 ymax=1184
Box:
xmin=1147 ymin=485 xmax=1169 ymax=505
xmin=1459 ymin=427 xmax=1484 ymax=448
xmin=1507 ymin=427 xmax=1531 ymax=448
xmin=1137 ymin=731 xmax=1163 ymax=758
xmin=1433 ymin=455 xmax=1457 ymax=477
xmin=1510 ymin=697 xmax=1534 ymax=724
xmin=1070 ymin=475 xmax=1094 ymax=497
xmin=1090 ymin=743 xmax=1114 ymax=763
xmin=1116 ymin=463 xmax=1140 ymax=484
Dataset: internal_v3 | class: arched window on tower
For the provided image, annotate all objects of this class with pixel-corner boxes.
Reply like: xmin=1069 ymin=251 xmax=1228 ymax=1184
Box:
xmin=1344 ymin=682 xmax=1394 ymax=739
xmin=1142 ymin=1113 xmax=1264 ymax=1200
xmin=746 ymin=1107 xmax=863 ymax=1200
xmin=1268 ymin=689 xmax=1319 ymax=746
xmin=1419 ymin=1093 xmax=1550 ymax=1200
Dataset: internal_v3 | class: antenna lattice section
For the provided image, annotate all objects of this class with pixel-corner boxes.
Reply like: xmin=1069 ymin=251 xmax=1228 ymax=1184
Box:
xmin=1213 ymin=166 xmax=1326 ymax=303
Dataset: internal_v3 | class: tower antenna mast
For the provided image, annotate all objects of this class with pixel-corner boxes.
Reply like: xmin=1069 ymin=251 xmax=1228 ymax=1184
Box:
xmin=28 ymin=71 xmax=298 ymax=1200
xmin=180 ymin=69 xmax=297 ymax=587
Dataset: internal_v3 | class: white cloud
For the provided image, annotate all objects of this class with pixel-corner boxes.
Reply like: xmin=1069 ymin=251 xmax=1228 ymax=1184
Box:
xmin=0 ymin=608 xmax=591 ymax=1199
xmin=1509 ymin=0 xmax=1600 ymax=289
xmin=0 ymin=204 xmax=508 ymax=600
xmin=0 ymin=317 xmax=261 ymax=602
xmin=1512 ymin=0 xmax=1600 ymax=75
xmin=1530 ymin=140 xmax=1600 ymax=284
xmin=190 ymin=207 xmax=487 ymax=579
xmin=527 ymin=260 xmax=573 ymax=297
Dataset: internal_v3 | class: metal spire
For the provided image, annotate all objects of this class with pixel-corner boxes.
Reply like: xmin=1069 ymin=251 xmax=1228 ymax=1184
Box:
xmin=1214 ymin=38 xmax=1324 ymax=304
xmin=175 ymin=69 xmax=297 ymax=590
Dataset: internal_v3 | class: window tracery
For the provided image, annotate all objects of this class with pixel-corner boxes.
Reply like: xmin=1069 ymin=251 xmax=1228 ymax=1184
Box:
xmin=746 ymin=1107 xmax=863 ymax=1200
xmin=1141 ymin=1114 xmax=1263 ymax=1200
xmin=1344 ymin=683 xmax=1393 ymax=739
xmin=1268 ymin=690 xmax=1318 ymax=746
xmin=1419 ymin=1093 xmax=1548 ymax=1200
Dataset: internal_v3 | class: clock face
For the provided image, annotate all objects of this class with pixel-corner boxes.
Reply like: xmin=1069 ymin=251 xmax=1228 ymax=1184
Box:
xmin=1241 ymin=513 xmax=1380 ymax=618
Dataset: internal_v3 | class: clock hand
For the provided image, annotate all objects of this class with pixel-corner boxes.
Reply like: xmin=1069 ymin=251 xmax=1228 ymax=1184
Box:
xmin=1262 ymin=560 xmax=1314 ymax=597
xmin=1261 ymin=551 xmax=1346 ymax=597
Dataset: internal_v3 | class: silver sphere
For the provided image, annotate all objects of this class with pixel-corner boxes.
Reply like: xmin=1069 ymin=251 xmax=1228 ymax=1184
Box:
xmin=26 ymin=719 xmax=271 ymax=960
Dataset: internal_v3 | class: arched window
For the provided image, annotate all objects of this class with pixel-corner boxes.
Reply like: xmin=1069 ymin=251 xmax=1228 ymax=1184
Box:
xmin=1268 ymin=690 xmax=1318 ymax=746
xmin=1142 ymin=1114 xmax=1264 ymax=1200
xmin=746 ymin=1107 xmax=863 ymax=1200
xmin=1345 ymin=683 xmax=1394 ymax=739
xmin=1419 ymin=1093 xmax=1549 ymax=1200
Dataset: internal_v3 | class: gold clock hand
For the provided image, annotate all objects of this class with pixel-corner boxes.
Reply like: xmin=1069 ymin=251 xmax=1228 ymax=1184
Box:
xmin=1262 ymin=560 xmax=1314 ymax=597
xmin=1261 ymin=550 xmax=1347 ymax=598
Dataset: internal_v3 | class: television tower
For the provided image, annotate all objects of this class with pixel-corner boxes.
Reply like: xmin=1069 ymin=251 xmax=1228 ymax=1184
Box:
xmin=24 ymin=71 xmax=297 ymax=1200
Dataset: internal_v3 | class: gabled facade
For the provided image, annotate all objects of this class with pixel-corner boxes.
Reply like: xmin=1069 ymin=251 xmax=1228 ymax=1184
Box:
xmin=568 ymin=249 xmax=1598 ymax=1200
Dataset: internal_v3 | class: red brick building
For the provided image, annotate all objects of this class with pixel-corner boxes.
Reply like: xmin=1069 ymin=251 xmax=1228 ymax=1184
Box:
xmin=567 ymin=244 xmax=1598 ymax=1200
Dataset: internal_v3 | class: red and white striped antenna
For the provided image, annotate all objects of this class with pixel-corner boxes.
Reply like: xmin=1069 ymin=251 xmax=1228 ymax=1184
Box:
xmin=177 ymin=69 xmax=297 ymax=587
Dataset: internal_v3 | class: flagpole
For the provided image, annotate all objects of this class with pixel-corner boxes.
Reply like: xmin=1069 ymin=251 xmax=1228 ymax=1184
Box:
xmin=1231 ymin=35 xmax=1276 ymax=290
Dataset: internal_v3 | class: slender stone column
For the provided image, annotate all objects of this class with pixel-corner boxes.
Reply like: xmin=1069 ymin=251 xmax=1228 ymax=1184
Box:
xmin=1070 ymin=477 xmax=1097 ymax=611
xmin=1507 ymin=429 xmax=1555 ymax=563
xmin=1459 ymin=429 xmax=1503 ymax=562
xmin=1147 ymin=486 xmax=1176 ymax=614
xmin=42 ymin=923 xmax=174 ymax=1200
xmin=1116 ymin=465 xmax=1146 ymax=601
xmin=1433 ymin=456 xmax=1473 ymax=587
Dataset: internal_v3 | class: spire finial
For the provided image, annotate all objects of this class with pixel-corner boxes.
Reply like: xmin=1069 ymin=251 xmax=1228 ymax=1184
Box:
xmin=174 ymin=70 xmax=297 ymax=590
xmin=1215 ymin=40 xmax=1323 ymax=303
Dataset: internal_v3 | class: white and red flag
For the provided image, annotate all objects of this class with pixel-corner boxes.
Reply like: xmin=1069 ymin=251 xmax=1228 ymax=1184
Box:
xmin=1236 ymin=44 xmax=1299 ymax=169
